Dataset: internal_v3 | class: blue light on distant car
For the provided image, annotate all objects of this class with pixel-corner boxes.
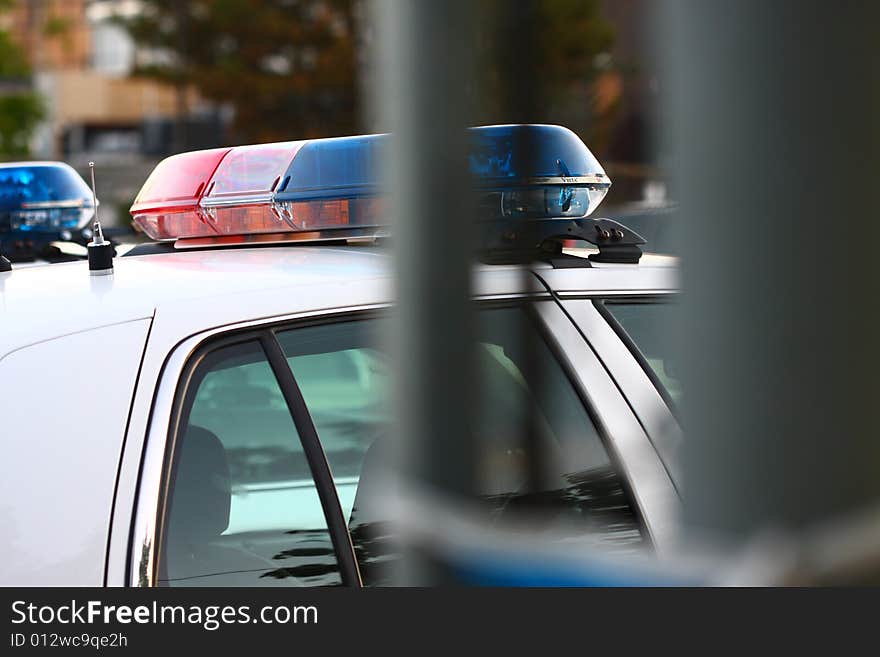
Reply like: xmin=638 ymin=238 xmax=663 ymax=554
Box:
xmin=0 ymin=162 xmax=96 ymax=233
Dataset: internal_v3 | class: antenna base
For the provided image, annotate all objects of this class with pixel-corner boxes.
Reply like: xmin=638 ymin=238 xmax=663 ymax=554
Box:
xmin=87 ymin=241 xmax=115 ymax=274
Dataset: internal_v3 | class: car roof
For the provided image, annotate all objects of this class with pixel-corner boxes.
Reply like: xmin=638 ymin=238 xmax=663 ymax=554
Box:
xmin=0 ymin=245 xmax=676 ymax=358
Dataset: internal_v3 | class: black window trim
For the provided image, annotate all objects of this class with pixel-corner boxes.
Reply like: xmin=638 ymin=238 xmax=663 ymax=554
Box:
xmin=260 ymin=330 xmax=363 ymax=587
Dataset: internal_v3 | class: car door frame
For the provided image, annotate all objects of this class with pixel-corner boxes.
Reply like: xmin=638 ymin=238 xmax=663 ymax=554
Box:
xmin=533 ymin=298 xmax=679 ymax=551
xmin=120 ymin=304 xmax=385 ymax=587
xmin=554 ymin=293 xmax=683 ymax=489
xmin=113 ymin=286 xmax=678 ymax=586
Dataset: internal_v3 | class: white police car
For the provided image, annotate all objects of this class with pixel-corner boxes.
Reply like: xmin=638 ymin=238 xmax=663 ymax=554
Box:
xmin=0 ymin=125 xmax=681 ymax=586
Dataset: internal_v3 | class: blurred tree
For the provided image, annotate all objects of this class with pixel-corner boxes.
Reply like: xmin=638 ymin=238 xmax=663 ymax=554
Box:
xmin=0 ymin=0 xmax=45 ymax=158
xmin=118 ymin=0 xmax=358 ymax=144
xmin=118 ymin=1 xmax=615 ymax=148
xmin=477 ymin=0 xmax=616 ymax=149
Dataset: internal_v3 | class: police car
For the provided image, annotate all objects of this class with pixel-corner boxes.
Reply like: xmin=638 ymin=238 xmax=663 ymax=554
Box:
xmin=0 ymin=125 xmax=681 ymax=587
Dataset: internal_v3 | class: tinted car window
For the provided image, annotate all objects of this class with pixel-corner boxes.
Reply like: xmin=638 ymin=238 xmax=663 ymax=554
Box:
xmin=602 ymin=300 xmax=681 ymax=404
xmin=277 ymin=322 xmax=389 ymax=522
xmin=161 ymin=340 xmax=342 ymax=587
xmin=276 ymin=307 xmax=645 ymax=585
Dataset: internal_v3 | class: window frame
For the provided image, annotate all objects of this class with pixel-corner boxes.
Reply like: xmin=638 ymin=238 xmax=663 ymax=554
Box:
xmin=129 ymin=299 xmax=674 ymax=587
xmin=274 ymin=300 xmax=642 ymax=529
xmin=129 ymin=306 xmax=385 ymax=588
xmin=156 ymin=327 xmax=363 ymax=587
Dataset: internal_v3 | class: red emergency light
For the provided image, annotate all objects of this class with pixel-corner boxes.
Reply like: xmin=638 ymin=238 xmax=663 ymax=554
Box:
xmin=130 ymin=147 xmax=231 ymax=240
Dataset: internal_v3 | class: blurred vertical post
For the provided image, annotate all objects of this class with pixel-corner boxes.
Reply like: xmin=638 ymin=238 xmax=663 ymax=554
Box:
xmin=666 ymin=1 xmax=880 ymax=557
xmin=172 ymin=2 xmax=189 ymax=152
xmin=494 ymin=1 xmax=548 ymax=496
xmin=371 ymin=1 xmax=477 ymax=582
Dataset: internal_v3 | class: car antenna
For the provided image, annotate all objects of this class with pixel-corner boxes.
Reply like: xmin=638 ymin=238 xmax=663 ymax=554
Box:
xmin=86 ymin=161 xmax=114 ymax=276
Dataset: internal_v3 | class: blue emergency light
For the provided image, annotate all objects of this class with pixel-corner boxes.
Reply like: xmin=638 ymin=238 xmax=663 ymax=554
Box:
xmin=0 ymin=162 xmax=96 ymax=233
xmin=469 ymin=124 xmax=610 ymax=220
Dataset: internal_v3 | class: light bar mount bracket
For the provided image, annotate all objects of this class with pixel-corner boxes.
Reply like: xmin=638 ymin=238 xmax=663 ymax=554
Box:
xmin=478 ymin=217 xmax=646 ymax=266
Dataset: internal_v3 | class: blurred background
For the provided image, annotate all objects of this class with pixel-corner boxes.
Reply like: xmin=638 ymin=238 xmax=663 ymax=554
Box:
xmin=0 ymin=0 xmax=671 ymax=244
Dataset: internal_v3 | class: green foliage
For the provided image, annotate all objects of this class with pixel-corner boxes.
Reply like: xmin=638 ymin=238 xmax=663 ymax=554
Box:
xmin=119 ymin=0 xmax=358 ymax=143
xmin=0 ymin=1 xmax=46 ymax=158
xmin=43 ymin=15 xmax=73 ymax=38
xmin=119 ymin=0 xmax=614 ymax=144
xmin=476 ymin=0 xmax=615 ymax=143
xmin=0 ymin=30 xmax=32 ymax=78
xmin=0 ymin=93 xmax=45 ymax=158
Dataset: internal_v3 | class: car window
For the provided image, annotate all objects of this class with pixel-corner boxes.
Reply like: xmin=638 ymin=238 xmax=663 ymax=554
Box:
xmin=276 ymin=322 xmax=389 ymax=523
xmin=276 ymin=307 xmax=645 ymax=586
xmin=601 ymin=300 xmax=681 ymax=405
xmin=161 ymin=340 xmax=343 ymax=587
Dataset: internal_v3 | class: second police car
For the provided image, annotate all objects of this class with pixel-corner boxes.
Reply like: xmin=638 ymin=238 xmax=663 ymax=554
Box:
xmin=0 ymin=125 xmax=681 ymax=586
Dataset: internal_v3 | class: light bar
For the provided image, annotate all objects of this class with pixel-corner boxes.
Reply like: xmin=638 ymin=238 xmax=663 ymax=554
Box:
xmin=130 ymin=125 xmax=610 ymax=242
xmin=0 ymin=162 xmax=96 ymax=232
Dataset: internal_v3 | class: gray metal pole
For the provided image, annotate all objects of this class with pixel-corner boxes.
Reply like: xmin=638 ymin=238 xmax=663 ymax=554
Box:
xmin=372 ymin=0 xmax=477 ymax=583
xmin=494 ymin=0 xmax=549 ymax=497
xmin=173 ymin=2 xmax=190 ymax=152
xmin=666 ymin=2 xmax=880 ymax=544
